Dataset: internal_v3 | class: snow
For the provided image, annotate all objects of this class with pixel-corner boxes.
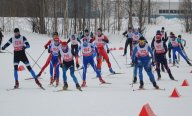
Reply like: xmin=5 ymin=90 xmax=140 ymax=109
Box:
xmin=0 ymin=17 xmax=192 ymax=116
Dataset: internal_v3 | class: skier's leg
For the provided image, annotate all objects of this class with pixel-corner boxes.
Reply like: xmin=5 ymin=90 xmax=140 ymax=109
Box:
xmin=70 ymin=66 xmax=78 ymax=84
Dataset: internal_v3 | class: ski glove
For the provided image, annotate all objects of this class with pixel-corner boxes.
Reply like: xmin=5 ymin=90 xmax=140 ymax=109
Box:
xmin=76 ymin=63 xmax=80 ymax=69
xmin=107 ymin=49 xmax=110 ymax=54
xmin=60 ymin=63 xmax=64 ymax=68
xmin=1 ymin=46 xmax=5 ymax=50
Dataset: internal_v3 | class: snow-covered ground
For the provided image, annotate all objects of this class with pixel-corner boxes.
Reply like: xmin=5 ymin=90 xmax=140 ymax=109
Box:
xmin=0 ymin=17 xmax=192 ymax=116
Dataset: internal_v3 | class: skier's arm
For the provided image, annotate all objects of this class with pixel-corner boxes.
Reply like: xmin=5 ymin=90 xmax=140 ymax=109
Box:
xmin=44 ymin=40 xmax=51 ymax=49
xmin=90 ymin=36 xmax=96 ymax=43
xmin=23 ymin=36 xmax=30 ymax=49
xmin=102 ymin=35 xmax=109 ymax=43
xmin=163 ymin=42 xmax=168 ymax=54
xmin=67 ymin=38 xmax=70 ymax=43
xmin=148 ymin=46 xmax=154 ymax=61
xmin=122 ymin=31 xmax=127 ymax=36
xmin=2 ymin=38 xmax=12 ymax=50
xmin=182 ymin=39 xmax=186 ymax=47
xmin=77 ymin=37 xmax=81 ymax=44
xmin=151 ymin=37 xmax=155 ymax=51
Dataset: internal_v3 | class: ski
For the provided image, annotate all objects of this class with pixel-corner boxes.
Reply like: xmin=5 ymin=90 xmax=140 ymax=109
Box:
xmin=6 ymin=88 xmax=21 ymax=91
xmin=107 ymin=72 xmax=124 ymax=76
xmin=0 ymin=51 xmax=7 ymax=53
xmin=100 ymin=82 xmax=112 ymax=85
xmin=39 ymin=86 xmax=45 ymax=90
xmin=133 ymin=88 xmax=165 ymax=91
xmin=25 ymin=77 xmax=43 ymax=80
xmin=53 ymin=89 xmax=73 ymax=92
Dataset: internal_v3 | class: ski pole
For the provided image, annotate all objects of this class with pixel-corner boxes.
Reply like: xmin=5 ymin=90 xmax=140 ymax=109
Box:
xmin=25 ymin=51 xmax=42 ymax=69
xmin=109 ymin=51 xmax=121 ymax=69
xmin=32 ymin=49 xmax=46 ymax=68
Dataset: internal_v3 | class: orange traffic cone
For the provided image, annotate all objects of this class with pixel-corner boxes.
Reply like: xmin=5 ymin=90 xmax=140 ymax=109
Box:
xmin=181 ymin=79 xmax=189 ymax=86
xmin=170 ymin=88 xmax=180 ymax=98
xmin=18 ymin=65 xmax=25 ymax=71
xmin=139 ymin=103 xmax=156 ymax=116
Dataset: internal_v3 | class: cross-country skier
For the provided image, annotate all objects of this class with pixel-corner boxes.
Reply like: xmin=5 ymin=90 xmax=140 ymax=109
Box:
xmin=132 ymin=36 xmax=159 ymax=89
xmin=122 ymin=27 xmax=133 ymax=56
xmin=90 ymin=28 xmax=115 ymax=74
xmin=151 ymin=30 xmax=165 ymax=72
xmin=132 ymin=28 xmax=142 ymax=83
xmin=1 ymin=28 xmax=42 ymax=89
xmin=67 ymin=34 xmax=81 ymax=68
xmin=151 ymin=34 xmax=175 ymax=80
xmin=59 ymin=41 xmax=81 ymax=91
xmin=48 ymin=37 xmax=61 ymax=86
xmin=36 ymin=32 xmax=60 ymax=80
xmin=168 ymin=33 xmax=192 ymax=66
xmin=79 ymin=37 xmax=106 ymax=87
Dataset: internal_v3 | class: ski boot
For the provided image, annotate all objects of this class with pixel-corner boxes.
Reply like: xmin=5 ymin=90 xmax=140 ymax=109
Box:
xmin=158 ymin=76 xmax=161 ymax=80
xmin=14 ymin=80 xmax=19 ymax=89
xmin=63 ymin=82 xmax=68 ymax=90
xmin=123 ymin=53 xmax=126 ymax=56
xmin=81 ymin=81 xmax=87 ymax=87
xmin=133 ymin=77 xmax=137 ymax=83
xmin=153 ymin=82 xmax=159 ymax=89
xmin=76 ymin=83 xmax=82 ymax=91
xmin=139 ymin=81 xmax=144 ymax=89
xmin=186 ymin=60 xmax=192 ymax=66
xmin=50 ymin=77 xmax=54 ymax=85
xmin=99 ymin=78 xmax=106 ymax=84
xmin=109 ymin=68 xmax=115 ymax=74
xmin=35 ymin=79 xmax=42 ymax=88
xmin=56 ymin=78 xmax=59 ymax=87
xmin=173 ymin=61 xmax=176 ymax=66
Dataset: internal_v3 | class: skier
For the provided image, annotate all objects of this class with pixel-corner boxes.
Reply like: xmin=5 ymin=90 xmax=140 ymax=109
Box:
xmin=0 ymin=28 xmax=3 ymax=51
xmin=160 ymin=27 xmax=168 ymax=42
xmin=91 ymin=28 xmax=115 ymax=74
xmin=151 ymin=34 xmax=175 ymax=80
xmin=169 ymin=33 xmax=192 ymax=66
xmin=79 ymin=37 xmax=106 ymax=87
xmin=1 ymin=28 xmax=42 ymax=89
xmin=132 ymin=28 xmax=142 ymax=83
xmin=80 ymin=29 xmax=94 ymax=42
xmin=151 ymin=30 xmax=165 ymax=72
xmin=48 ymin=37 xmax=61 ymax=86
xmin=36 ymin=32 xmax=60 ymax=79
xmin=67 ymin=34 xmax=81 ymax=68
xmin=168 ymin=32 xmax=176 ymax=63
xmin=177 ymin=35 xmax=189 ymax=61
xmin=59 ymin=41 xmax=81 ymax=91
xmin=132 ymin=36 xmax=159 ymax=89
xmin=122 ymin=27 xmax=133 ymax=56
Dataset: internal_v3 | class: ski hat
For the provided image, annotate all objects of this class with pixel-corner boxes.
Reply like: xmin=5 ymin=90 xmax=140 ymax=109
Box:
xmin=128 ymin=27 xmax=132 ymax=30
xmin=14 ymin=28 xmax=20 ymax=33
xmin=156 ymin=35 xmax=162 ymax=40
xmin=53 ymin=32 xmax=58 ymax=36
xmin=170 ymin=32 xmax=174 ymax=35
xmin=139 ymin=36 xmax=145 ymax=41
xmin=156 ymin=30 xmax=161 ymax=35
xmin=162 ymin=27 xmax=165 ymax=30
xmin=84 ymin=29 xmax=89 ymax=32
xmin=61 ymin=41 xmax=67 ymax=47
xmin=178 ymin=35 xmax=181 ymax=38
xmin=54 ymin=37 xmax=59 ymax=41
xmin=98 ymin=28 xmax=102 ymax=32
xmin=71 ymin=34 xmax=76 ymax=39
